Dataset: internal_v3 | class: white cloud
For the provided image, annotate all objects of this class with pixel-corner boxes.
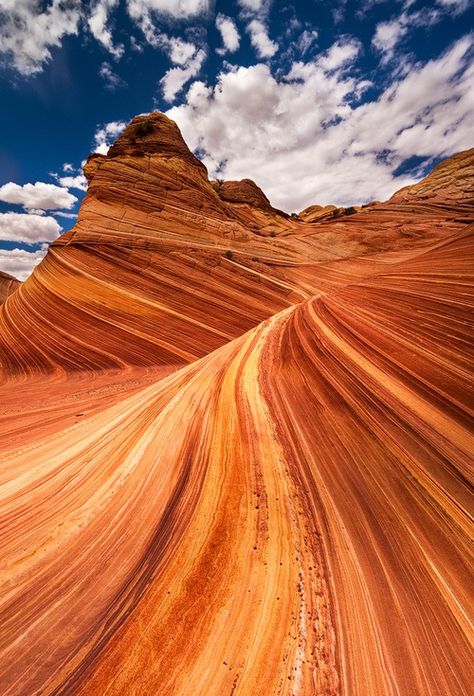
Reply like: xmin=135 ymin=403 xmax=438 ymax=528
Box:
xmin=167 ymin=35 xmax=474 ymax=211
xmin=0 ymin=213 xmax=61 ymax=244
xmin=54 ymin=211 xmax=78 ymax=219
xmin=167 ymin=37 xmax=197 ymax=64
xmin=437 ymin=0 xmax=471 ymax=12
xmin=126 ymin=0 xmax=211 ymax=46
xmin=216 ymin=14 xmax=240 ymax=54
xmin=62 ymin=163 xmax=74 ymax=172
xmin=296 ymin=29 xmax=318 ymax=56
xmin=88 ymin=0 xmax=123 ymax=59
xmin=0 ymin=246 xmax=49 ymax=281
xmin=127 ymin=0 xmax=211 ymax=18
xmin=160 ymin=48 xmax=206 ymax=102
xmin=247 ymin=19 xmax=278 ymax=58
xmin=371 ymin=4 xmax=463 ymax=62
xmin=0 ymin=182 xmax=77 ymax=210
xmin=94 ymin=120 xmax=128 ymax=154
xmin=0 ymin=0 xmax=81 ymax=75
xmin=317 ymin=37 xmax=361 ymax=71
xmin=372 ymin=18 xmax=407 ymax=59
xmin=99 ymin=61 xmax=126 ymax=89
xmin=57 ymin=174 xmax=88 ymax=191
xmin=237 ymin=0 xmax=265 ymax=11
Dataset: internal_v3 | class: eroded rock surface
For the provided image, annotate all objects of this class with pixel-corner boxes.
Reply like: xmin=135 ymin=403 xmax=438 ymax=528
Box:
xmin=0 ymin=114 xmax=472 ymax=696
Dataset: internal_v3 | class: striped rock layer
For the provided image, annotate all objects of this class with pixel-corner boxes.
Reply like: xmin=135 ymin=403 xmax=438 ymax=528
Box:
xmin=0 ymin=114 xmax=473 ymax=695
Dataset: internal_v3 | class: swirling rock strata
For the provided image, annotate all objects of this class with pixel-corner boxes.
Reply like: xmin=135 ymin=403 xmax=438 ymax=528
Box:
xmin=0 ymin=114 xmax=471 ymax=375
xmin=0 ymin=116 xmax=472 ymax=695
xmin=0 ymin=227 xmax=472 ymax=695
xmin=0 ymin=114 xmax=298 ymax=373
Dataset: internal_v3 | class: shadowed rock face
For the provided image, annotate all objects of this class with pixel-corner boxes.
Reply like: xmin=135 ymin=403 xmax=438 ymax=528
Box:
xmin=0 ymin=115 xmax=473 ymax=695
xmin=0 ymin=271 xmax=20 ymax=304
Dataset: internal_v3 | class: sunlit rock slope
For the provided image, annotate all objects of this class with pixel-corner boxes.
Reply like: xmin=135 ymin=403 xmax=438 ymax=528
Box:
xmin=0 ymin=114 xmax=472 ymax=695
xmin=0 ymin=114 xmax=471 ymax=374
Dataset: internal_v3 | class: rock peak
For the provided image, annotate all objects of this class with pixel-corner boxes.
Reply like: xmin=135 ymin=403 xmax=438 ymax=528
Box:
xmin=107 ymin=112 xmax=207 ymax=173
xmin=215 ymin=178 xmax=274 ymax=211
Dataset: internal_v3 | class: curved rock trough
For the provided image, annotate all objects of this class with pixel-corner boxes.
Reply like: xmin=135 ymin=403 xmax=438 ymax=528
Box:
xmin=0 ymin=113 xmax=473 ymax=695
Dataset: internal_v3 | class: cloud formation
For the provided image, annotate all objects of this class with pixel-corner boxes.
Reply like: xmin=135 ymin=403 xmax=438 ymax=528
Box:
xmin=0 ymin=246 xmax=48 ymax=281
xmin=160 ymin=48 xmax=206 ymax=102
xmin=216 ymin=14 xmax=240 ymax=55
xmin=247 ymin=19 xmax=278 ymax=58
xmin=99 ymin=61 xmax=126 ymax=89
xmin=0 ymin=213 xmax=61 ymax=244
xmin=168 ymin=35 xmax=473 ymax=211
xmin=0 ymin=0 xmax=81 ymax=75
xmin=57 ymin=175 xmax=88 ymax=192
xmin=88 ymin=0 xmax=124 ymax=59
xmin=372 ymin=0 xmax=472 ymax=62
xmin=0 ymin=182 xmax=77 ymax=210
xmin=94 ymin=120 xmax=128 ymax=154
xmin=126 ymin=0 xmax=211 ymax=47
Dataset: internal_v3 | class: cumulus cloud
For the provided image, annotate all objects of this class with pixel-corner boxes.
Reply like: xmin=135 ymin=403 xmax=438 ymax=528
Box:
xmin=0 ymin=182 xmax=77 ymax=210
xmin=57 ymin=175 xmax=88 ymax=191
xmin=0 ymin=246 xmax=49 ymax=281
xmin=168 ymin=37 xmax=198 ymax=64
xmin=0 ymin=213 xmax=61 ymax=244
xmin=0 ymin=0 xmax=81 ymax=75
xmin=88 ymin=0 xmax=124 ymax=59
xmin=94 ymin=120 xmax=128 ymax=154
xmin=216 ymin=14 xmax=240 ymax=55
xmin=247 ymin=19 xmax=278 ymax=58
xmin=160 ymin=48 xmax=206 ymax=102
xmin=167 ymin=35 xmax=474 ymax=211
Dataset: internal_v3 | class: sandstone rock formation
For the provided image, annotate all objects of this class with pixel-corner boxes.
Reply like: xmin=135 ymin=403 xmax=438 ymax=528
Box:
xmin=0 ymin=114 xmax=472 ymax=695
xmin=0 ymin=270 xmax=20 ymax=304
xmin=298 ymin=203 xmax=359 ymax=222
xmin=390 ymin=147 xmax=474 ymax=206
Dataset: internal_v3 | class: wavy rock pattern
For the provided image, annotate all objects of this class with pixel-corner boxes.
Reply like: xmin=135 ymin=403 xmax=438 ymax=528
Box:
xmin=0 ymin=116 xmax=471 ymax=374
xmin=0 ymin=115 xmax=472 ymax=695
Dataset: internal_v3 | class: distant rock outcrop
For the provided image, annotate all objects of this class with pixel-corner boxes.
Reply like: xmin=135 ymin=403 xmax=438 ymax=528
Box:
xmin=390 ymin=148 xmax=474 ymax=206
xmin=0 ymin=270 xmax=20 ymax=304
xmin=298 ymin=203 xmax=361 ymax=222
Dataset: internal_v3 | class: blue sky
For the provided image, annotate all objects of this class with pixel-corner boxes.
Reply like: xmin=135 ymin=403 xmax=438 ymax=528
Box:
xmin=0 ymin=0 xmax=473 ymax=279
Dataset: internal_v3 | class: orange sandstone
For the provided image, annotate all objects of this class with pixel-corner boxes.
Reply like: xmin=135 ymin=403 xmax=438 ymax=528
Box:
xmin=0 ymin=114 xmax=472 ymax=696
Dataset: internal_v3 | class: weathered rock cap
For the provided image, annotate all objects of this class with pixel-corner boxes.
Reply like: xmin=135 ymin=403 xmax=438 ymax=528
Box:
xmin=83 ymin=112 xmax=208 ymax=184
xmin=107 ymin=112 xmax=207 ymax=172
xmin=215 ymin=178 xmax=274 ymax=211
xmin=390 ymin=147 xmax=474 ymax=204
xmin=83 ymin=153 xmax=106 ymax=183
